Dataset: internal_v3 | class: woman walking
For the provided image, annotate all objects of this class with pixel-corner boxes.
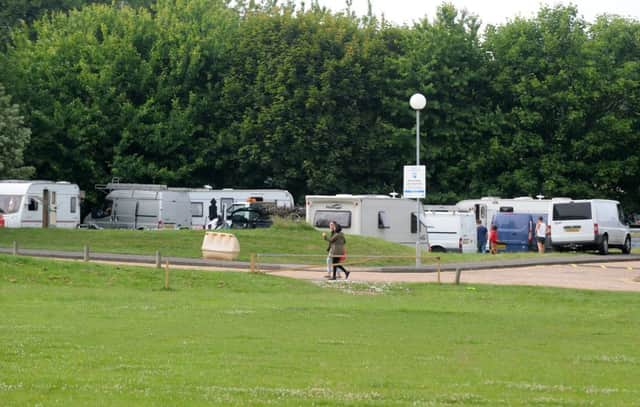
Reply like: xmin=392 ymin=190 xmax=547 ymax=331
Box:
xmin=322 ymin=222 xmax=349 ymax=280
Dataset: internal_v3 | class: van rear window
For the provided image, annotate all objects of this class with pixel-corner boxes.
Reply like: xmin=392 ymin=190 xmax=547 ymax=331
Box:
xmin=553 ymin=203 xmax=592 ymax=221
xmin=314 ymin=211 xmax=351 ymax=228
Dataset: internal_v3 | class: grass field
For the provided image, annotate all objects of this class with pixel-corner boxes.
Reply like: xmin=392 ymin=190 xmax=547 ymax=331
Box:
xmin=0 ymin=222 xmax=616 ymax=266
xmin=2 ymin=254 xmax=639 ymax=405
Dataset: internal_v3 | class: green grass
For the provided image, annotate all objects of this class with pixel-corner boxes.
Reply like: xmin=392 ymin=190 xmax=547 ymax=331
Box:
xmin=1 ymin=254 xmax=639 ymax=405
xmin=0 ymin=222 xmax=601 ymax=266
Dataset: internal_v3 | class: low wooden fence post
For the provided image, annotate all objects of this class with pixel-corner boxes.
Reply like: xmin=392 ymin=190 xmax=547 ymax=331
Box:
xmin=455 ymin=268 xmax=462 ymax=285
xmin=155 ymin=250 xmax=161 ymax=269
xmin=12 ymin=241 xmax=18 ymax=256
xmin=83 ymin=245 xmax=90 ymax=262
xmin=164 ymin=260 xmax=170 ymax=289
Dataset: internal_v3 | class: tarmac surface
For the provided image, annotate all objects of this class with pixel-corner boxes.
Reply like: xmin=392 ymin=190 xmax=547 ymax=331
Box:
xmin=2 ymin=247 xmax=640 ymax=292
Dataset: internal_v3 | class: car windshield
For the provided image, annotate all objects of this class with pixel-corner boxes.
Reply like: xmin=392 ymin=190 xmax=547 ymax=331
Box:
xmin=0 ymin=195 xmax=22 ymax=214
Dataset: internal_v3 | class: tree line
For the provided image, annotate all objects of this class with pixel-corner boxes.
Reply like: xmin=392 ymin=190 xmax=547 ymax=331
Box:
xmin=1 ymin=1 xmax=639 ymax=212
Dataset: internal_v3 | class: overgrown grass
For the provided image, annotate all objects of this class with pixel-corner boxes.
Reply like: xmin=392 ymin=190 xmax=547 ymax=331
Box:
xmin=0 ymin=221 xmax=627 ymax=266
xmin=1 ymin=254 xmax=639 ymax=405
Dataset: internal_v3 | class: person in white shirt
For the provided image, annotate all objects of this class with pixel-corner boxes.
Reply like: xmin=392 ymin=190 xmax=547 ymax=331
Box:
xmin=535 ymin=216 xmax=549 ymax=254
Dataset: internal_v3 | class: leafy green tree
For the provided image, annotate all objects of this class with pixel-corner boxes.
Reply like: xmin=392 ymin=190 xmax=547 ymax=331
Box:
xmin=0 ymin=83 xmax=34 ymax=178
xmin=396 ymin=4 xmax=498 ymax=203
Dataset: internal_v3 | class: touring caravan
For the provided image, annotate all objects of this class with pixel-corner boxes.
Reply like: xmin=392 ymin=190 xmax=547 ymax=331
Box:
xmin=182 ymin=188 xmax=294 ymax=229
xmin=305 ymin=194 xmax=428 ymax=246
xmin=457 ymin=197 xmax=553 ymax=227
xmin=83 ymin=183 xmax=191 ymax=229
xmin=0 ymin=180 xmax=81 ymax=228
xmin=423 ymin=208 xmax=476 ymax=253
xmin=549 ymin=199 xmax=632 ymax=254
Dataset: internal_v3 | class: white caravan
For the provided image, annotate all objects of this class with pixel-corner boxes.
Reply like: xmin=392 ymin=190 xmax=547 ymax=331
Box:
xmin=0 ymin=180 xmax=81 ymax=228
xmin=423 ymin=208 xmax=476 ymax=253
xmin=549 ymin=199 xmax=632 ymax=254
xmin=83 ymin=183 xmax=191 ymax=229
xmin=457 ymin=197 xmax=553 ymax=226
xmin=183 ymin=188 xmax=294 ymax=229
xmin=305 ymin=194 xmax=428 ymax=246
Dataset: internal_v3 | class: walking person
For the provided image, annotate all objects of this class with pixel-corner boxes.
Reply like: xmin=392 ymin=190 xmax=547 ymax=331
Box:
xmin=322 ymin=221 xmax=337 ymax=278
xmin=323 ymin=222 xmax=349 ymax=280
xmin=535 ymin=216 xmax=549 ymax=254
xmin=476 ymin=220 xmax=488 ymax=253
xmin=489 ymin=224 xmax=499 ymax=255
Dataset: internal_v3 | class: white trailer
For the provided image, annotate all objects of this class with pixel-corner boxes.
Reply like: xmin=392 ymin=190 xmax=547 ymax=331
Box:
xmin=456 ymin=196 xmax=554 ymax=227
xmin=0 ymin=180 xmax=81 ymax=228
xmin=83 ymin=183 xmax=191 ymax=229
xmin=305 ymin=194 xmax=428 ymax=246
xmin=181 ymin=188 xmax=294 ymax=229
xmin=423 ymin=208 xmax=476 ymax=253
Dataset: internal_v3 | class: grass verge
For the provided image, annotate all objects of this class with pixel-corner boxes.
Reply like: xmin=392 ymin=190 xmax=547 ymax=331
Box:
xmin=1 ymin=254 xmax=639 ymax=405
xmin=0 ymin=223 xmax=610 ymax=266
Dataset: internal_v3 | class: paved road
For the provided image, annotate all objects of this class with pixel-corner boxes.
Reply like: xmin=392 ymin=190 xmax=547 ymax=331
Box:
xmin=270 ymin=261 xmax=640 ymax=292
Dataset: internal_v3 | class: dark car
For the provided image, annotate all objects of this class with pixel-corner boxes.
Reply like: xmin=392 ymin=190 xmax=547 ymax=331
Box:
xmin=229 ymin=207 xmax=273 ymax=229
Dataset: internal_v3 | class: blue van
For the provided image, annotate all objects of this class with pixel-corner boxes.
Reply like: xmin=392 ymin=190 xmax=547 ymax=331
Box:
xmin=492 ymin=213 xmax=535 ymax=252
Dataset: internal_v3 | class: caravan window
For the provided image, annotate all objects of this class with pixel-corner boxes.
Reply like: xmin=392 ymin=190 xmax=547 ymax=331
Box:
xmin=191 ymin=202 xmax=203 ymax=217
xmin=552 ymin=202 xmax=591 ymax=221
xmin=70 ymin=197 xmax=77 ymax=213
xmin=0 ymin=195 xmax=22 ymax=214
xmin=27 ymin=198 xmax=39 ymax=212
xmin=314 ymin=211 xmax=351 ymax=228
xmin=378 ymin=211 xmax=390 ymax=229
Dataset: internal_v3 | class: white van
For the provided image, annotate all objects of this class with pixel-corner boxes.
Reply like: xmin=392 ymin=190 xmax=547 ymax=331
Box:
xmin=424 ymin=210 xmax=476 ymax=253
xmin=84 ymin=188 xmax=191 ymax=229
xmin=549 ymin=199 xmax=632 ymax=254
xmin=0 ymin=180 xmax=81 ymax=228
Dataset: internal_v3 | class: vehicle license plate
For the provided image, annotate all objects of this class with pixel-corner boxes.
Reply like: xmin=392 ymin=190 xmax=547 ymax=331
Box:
xmin=564 ymin=226 xmax=581 ymax=232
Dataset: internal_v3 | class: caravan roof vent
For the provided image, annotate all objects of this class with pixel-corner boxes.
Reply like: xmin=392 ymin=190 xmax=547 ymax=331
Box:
xmin=513 ymin=196 xmax=533 ymax=200
xmin=56 ymin=181 xmax=71 ymax=184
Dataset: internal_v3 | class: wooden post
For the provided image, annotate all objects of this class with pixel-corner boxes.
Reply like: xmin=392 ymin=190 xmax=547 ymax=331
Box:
xmin=437 ymin=258 xmax=441 ymax=284
xmin=83 ymin=245 xmax=90 ymax=262
xmin=12 ymin=241 xmax=18 ymax=256
xmin=164 ymin=260 xmax=170 ymax=289
xmin=155 ymin=250 xmax=161 ymax=269
xmin=250 ymin=253 xmax=256 ymax=273
xmin=455 ymin=268 xmax=462 ymax=285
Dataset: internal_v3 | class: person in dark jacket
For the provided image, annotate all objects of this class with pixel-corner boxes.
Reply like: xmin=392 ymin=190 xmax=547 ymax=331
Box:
xmin=322 ymin=222 xmax=349 ymax=280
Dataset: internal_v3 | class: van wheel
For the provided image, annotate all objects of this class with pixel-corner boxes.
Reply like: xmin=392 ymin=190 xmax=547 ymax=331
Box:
xmin=622 ymin=236 xmax=631 ymax=254
xmin=599 ymin=235 xmax=609 ymax=255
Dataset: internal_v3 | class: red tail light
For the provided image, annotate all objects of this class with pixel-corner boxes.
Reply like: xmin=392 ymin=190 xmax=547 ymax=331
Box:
xmin=0 ymin=214 xmax=5 ymax=228
xmin=594 ymin=223 xmax=599 ymax=235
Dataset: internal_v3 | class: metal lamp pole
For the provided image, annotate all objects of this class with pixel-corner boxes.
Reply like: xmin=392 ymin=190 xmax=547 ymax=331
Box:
xmin=410 ymin=93 xmax=426 ymax=266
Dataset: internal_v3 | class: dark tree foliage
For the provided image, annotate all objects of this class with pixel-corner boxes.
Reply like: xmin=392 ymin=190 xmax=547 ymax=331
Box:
xmin=0 ymin=1 xmax=638 ymax=212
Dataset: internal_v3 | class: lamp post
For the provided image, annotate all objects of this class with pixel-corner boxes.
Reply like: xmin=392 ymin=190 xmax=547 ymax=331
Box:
xmin=410 ymin=93 xmax=426 ymax=266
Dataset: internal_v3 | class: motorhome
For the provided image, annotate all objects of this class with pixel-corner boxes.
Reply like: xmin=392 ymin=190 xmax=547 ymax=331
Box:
xmin=83 ymin=183 xmax=191 ymax=229
xmin=178 ymin=188 xmax=294 ymax=229
xmin=0 ymin=180 xmax=81 ymax=228
xmin=457 ymin=197 xmax=553 ymax=227
xmin=549 ymin=199 xmax=632 ymax=254
xmin=305 ymin=194 xmax=428 ymax=246
xmin=423 ymin=208 xmax=476 ymax=253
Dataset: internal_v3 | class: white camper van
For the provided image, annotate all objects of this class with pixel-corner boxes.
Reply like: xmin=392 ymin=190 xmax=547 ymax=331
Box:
xmin=184 ymin=188 xmax=294 ymax=229
xmin=424 ymin=208 xmax=476 ymax=253
xmin=83 ymin=183 xmax=191 ymax=229
xmin=0 ymin=180 xmax=81 ymax=228
xmin=549 ymin=199 xmax=632 ymax=254
xmin=306 ymin=195 xmax=427 ymax=246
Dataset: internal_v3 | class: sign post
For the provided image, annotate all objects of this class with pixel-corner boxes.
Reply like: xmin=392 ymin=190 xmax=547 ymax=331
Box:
xmin=404 ymin=165 xmax=427 ymax=265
